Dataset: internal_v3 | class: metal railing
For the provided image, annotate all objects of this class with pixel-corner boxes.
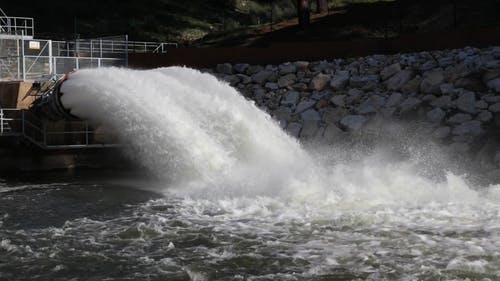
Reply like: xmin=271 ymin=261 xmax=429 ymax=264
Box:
xmin=51 ymin=40 xmax=177 ymax=56
xmin=0 ymin=10 xmax=34 ymax=38
xmin=0 ymin=108 xmax=119 ymax=149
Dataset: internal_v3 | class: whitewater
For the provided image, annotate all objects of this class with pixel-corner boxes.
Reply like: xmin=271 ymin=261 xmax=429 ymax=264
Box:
xmin=1 ymin=67 xmax=500 ymax=280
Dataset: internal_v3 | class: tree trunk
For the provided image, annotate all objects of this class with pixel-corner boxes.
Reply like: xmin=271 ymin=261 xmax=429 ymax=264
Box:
xmin=297 ymin=0 xmax=310 ymax=28
xmin=316 ymin=0 xmax=328 ymax=14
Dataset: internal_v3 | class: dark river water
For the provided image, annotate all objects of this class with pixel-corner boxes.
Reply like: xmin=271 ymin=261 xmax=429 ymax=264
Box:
xmin=1 ymin=171 xmax=500 ymax=281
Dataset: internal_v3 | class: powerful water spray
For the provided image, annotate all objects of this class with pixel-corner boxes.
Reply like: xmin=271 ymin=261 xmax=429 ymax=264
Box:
xmin=60 ymin=67 xmax=319 ymax=195
xmin=58 ymin=67 xmax=500 ymax=204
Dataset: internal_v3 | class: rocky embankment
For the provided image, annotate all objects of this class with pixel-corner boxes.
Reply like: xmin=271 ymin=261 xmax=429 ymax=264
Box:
xmin=209 ymin=46 xmax=500 ymax=182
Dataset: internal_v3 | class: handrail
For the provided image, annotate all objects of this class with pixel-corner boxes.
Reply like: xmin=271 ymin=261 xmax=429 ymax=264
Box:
xmin=0 ymin=108 xmax=120 ymax=149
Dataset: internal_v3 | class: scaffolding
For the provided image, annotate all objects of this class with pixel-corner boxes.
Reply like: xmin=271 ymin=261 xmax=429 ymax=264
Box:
xmin=0 ymin=9 xmax=177 ymax=81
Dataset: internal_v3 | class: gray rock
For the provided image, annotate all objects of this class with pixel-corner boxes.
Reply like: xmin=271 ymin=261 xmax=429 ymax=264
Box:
xmin=323 ymin=124 xmax=344 ymax=143
xmin=380 ymin=107 xmax=397 ymax=118
xmin=277 ymin=74 xmax=297 ymax=88
xmin=279 ymin=63 xmax=296 ymax=75
xmin=309 ymin=73 xmax=331 ymax=91
xmin=236 ymin=74 xmax=252 ymax=84
xmin=431 ymin=96 xmax=453 ymax=108
xmin=286 ymin=122 xmax=302 ymax=138
xmin=386 ymin=92 xmax=403 ymax=107
xmin=380 ymin=63 xmax=401 ymax=80
xmin=346 ymin=88 xmax=363 ymax=104
xmin=330 ymin=71 xmax=350 ymax=90
xmin=294 ymin=61 xmax=309 ymax=72
xmin=281 ymin=91 xmax=300 ymax=106
xmin=485 ymin=60 xmax=500 ymax=69
xmin=421 ymin=71 xmax=445 ymax=94
xmin=449 ymin=142 xmax=470 ymax=153
xmin=357 ymin=95 xmax=386 ymax=114
xmin=399 ymin=97 xmax=422 ymax=113
xmin=422 ymin=94 xmax=437 ymax=103
xmin=440 ymin=83 xmax=455 ymax=95
xmin=401 ymin=76 xmax=422 ymax=94
xmin=483 ymin=69 xmax=500 ymax=83
xmin=477 ymin=110 xmax=493 ymax=123
xmin=448 ymin=113 xmax=472 ymax=124
xmin=452 ymin=120 xmax=483 ymax=136
xmin=340 ymin=115 xmax=367 ymax=131
xmin=387 ymin=70 xmax=414 ymax=91
xmin=433 ymin=126 xmax=451 ymax=139
xmin=295 ymin=100 xmax=316 ymax=113
xmin=483 ymin=95 xmax=500 ymax=104
xmin=487 ymin=77 xmax=500 ymax=92
xmin=216 ymin=63 xmax=233 ymax=75
xmin=273 ymin=106 xmax=292 ymax=122
xmin=233 ymin=63 xmax=249 ymax=74
xmin=489 ymin=103 xmax=500 ymax=112
xmin=476 ymin=100 xmax=489 ymax=110
xmin=265 ymin=82 xmax=279 ymax=90
xmin=350 ymin=75 xmax=379 ymax=88
xmin=323 ymin=108 xmax=347 ymax=124
xmin=252 ymin=70 xmax=273 ymax=84
xmin=427 ymin=108 xmax=446 ymax=123
xmin=223 ymin=75 xmax=240 ymax=86
xmin=301 ymin=109 xmax=321 ymax=121
xmin=247 ymin=65 xmax=264 ymax=75
xmin=300 ymin=120 xmax=319 ymax=138
xmin=330 ymin=95 xmax=346 ymax=107
xmin=455 ymin=91 xmax=476 ymax=113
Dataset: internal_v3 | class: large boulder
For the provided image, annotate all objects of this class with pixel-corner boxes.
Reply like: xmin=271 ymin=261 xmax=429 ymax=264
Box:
xmin=431 ymin=96 xmax=453 ymax=109
xmin=455 ymin=91 xmax=476 ymax=114
xmin=357 ymin=95 xmax=386 ymax=114
xmin=309 ymin=73 xmax=331 ymax=91
xmin=387 ymin=70 xmax=414 ymax=91
xmin=281 ymin=91 xmax=300 ymax=106
xmin=380 ymin=63 xmax=402 ymax=80
xmin=252 ymin=70 xmax=273 ymax=84
xmin=340 ymin=115 xmax=367 ymax=131
xmin=420 ymin=71 xmax=445 ymax=94
xmin=216 ymin=63 xmax=233 ymax=75
xmin=489 ymin=103 xmax=500 ymax=113
xmin=285 ymin=122 xmax=302 ymax=138
xmin=277 ymin=73 xmax=297 ymax=88
xmin=295 ymin=100 xmax=316 ymax=113
xmin=330 ymin=71 xmax=350 ymax=90
xmin=399 ymin=97 xmax=422 ymax=113
xmin=330 ymin=95 xmax=346 ymax=107
xmin=448 ymin=113 xmax=472 ymax=124
xmin=386 ymin=92 xmax=403 ymax=107
xmin=427 ymin=108 xmax=446 ymax=123
xmin=452 ymin=120 xmax=483 ymax=136
xmin=300 ymin=120 xmax=319 ymax=139
xmin=350 ymin=74 xmax=379 ymax=88
xmin=278 ymin=63 xmax=297 ymax=75
xmin=487 ymin=77 xmax=500 ymax=93
xmin=233 ymin=63 xmax=249 ymax=74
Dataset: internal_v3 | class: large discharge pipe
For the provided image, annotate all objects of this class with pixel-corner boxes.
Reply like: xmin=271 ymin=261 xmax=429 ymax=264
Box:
xmin=33 ymin=73 xmax=78 ymax=121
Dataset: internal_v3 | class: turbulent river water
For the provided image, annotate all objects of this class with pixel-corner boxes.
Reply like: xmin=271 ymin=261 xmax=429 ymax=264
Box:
xmin=1 ymin=67 xmax=500 ymax=280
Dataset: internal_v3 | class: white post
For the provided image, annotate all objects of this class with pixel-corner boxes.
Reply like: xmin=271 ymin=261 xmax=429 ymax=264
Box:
xmin=48 ymin=40 xmax=53 ymax=76
xmin=0 ymin=110 xmax=4 ymax=134
xmin=21 ymin=31 xmax=25 ymax=81
xmin=53 ymin=57 xmax=57 ymax=75
xmin=16 ymin=38 xmax=20 ymax=80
